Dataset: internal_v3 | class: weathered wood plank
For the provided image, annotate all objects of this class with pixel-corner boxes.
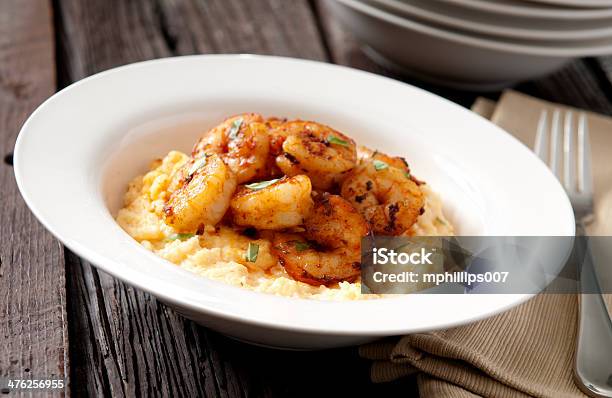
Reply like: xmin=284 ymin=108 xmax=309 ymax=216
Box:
xmin=157 ymin=0 xmax=328 ymax=60
xmin=55 ymin=0 xmax=171 ymax=86
xmin=56 ymin=0 xmax=404 ymax=397
xmin=515 ymin=59 xmax=612 ymax=116
xmin=0 ymin=0 xmax=68 ymax=396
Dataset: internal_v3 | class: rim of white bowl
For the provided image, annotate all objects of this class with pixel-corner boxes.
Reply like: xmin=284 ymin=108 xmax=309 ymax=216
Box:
xmin=368 ymin=0 xmax=612 ymax=40
xmin=439 ymin=0 xmax=612 ymax=18
xmin=338 ymin=0 xmax=612 ymax=56
xmin=13 ymin=55 xmax=576 ymax=336
xmin=529 ymin=0 xmax=612 ymax=7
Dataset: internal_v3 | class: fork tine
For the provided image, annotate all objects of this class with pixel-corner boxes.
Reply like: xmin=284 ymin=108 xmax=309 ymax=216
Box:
xmin=550 ymin=109 xmax=562 ymax=178
xmin=535 ymin=110 xmax=549 ymax=163
xmin=578 ymin=112 xmax=593 ymax=195
xmin=563 ymin=111 xmax=576 ymax=191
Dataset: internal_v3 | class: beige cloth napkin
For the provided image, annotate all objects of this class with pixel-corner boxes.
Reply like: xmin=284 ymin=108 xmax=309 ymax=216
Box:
xmin=360 ymin=90 xmax=612 ymax=398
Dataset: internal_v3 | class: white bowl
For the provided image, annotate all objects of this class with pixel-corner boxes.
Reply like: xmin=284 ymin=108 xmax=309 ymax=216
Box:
xmin=330 ymin=0 xmax=612 ymax=89
xmin=439 ymin=0 xmax=612 ymax=19
xmin=526 ymin=0 xmax=612 ymax=8
xmin=14 ymin=55 xmax=574 ymax=350
xmin=370 ymin=0 xmax=612 ymax=41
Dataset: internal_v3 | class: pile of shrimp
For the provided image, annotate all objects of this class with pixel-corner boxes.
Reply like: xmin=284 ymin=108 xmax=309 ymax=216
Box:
xmin=162 ymin=113 xmax=425 ymax=286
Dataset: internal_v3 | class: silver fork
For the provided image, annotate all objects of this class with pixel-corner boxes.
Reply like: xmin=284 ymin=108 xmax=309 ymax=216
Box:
xmin=535 ymin=109 xmax=612 ymax=398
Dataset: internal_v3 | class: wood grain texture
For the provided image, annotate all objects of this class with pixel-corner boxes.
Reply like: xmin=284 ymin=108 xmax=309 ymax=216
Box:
xmin=157 ymin=0 xmax=328 ymax=60
xmin=55 ymin=0 xmax=416 ymax=396
xmin=516 ymin=59 xmax=612 ymax=116
xmin=0 ymin=0 xmax=68 ymax=396
xmin=54 ymin=0 xmax=170 ymax=85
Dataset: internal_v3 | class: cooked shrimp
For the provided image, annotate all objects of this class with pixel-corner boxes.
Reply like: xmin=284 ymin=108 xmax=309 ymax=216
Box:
xmin=272 ymin=193 xmax=369 ymax=286
xmin=357 ymin=146 xmax=424 ymax=186
xmin=229 ymin=175 xmax=314 ymax=230
xmin=357 ymin=145 xmax=409 ymax=171
xmin=273 ymin=121 xmax=357 ymax=190
xmin=192 ymin=113 xmax=270 ymax=183
xmin=257 ymin=117 xmax=288 ymax=179
xmin=341 ymin=159 xmax=424 ymax=235
xmin=265 ymin=116 xmax=287 ymax=131
xmin=163 ymin=154 xmax=237 ymax=232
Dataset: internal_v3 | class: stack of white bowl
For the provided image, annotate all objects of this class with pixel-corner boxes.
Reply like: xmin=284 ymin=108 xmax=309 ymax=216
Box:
xmin=327 ymin=0 xmax=612 ymax=90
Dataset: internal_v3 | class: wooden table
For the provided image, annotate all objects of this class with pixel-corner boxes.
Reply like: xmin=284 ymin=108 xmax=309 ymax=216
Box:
xmin=1 ymin=1 xmax=611 ymax=396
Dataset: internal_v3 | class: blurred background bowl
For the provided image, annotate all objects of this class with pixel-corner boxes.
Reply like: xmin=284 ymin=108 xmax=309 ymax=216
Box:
xmin=327 ymin=0 xmax=612 ymax=90
xmin=526 ymin=0 xmax=612 ymax=7
xmin=435 ymin=0 xmax=612 ymax=19
xmin=370 ymin=0 xmax=612 ymax=41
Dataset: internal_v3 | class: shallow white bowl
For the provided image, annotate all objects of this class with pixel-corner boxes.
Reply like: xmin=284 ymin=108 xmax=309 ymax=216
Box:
xmin=371 ymin=0 xmax=612 ymax=41
xmin=14 ymin=55 xmax=574 ymax=350
xmin=330 ymin=0 xmax=612 ymax=90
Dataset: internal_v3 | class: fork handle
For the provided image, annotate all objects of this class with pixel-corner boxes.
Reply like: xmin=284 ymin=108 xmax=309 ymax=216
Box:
xmin=574 ymin=224 xmax=612 ymax=397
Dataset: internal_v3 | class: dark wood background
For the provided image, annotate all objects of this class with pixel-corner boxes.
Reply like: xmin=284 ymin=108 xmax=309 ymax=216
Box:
xmin=1 ymin=0 xmax=611 ymax=397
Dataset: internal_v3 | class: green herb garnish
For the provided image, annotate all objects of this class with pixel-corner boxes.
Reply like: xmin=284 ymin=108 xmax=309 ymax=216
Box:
xmin=245 ymin=242 xmax=259 ymax=262
xmin=245 ymin=178 xmax=280 ymax=191
xmin=295 ymin=241 xmax=311 ymax=251
xmin=373 ymin=159 xmax=388 ymax=171
xmin=228 ymin=117 xmax=244 ymax=140
xmin=404 ymin=171 xmax=411 ymax=179
xmin=188 ymin=156 xmax=208 ymax=177
xmin=166 ymin=233 xmax=196 ymax=241
xmin=326 ymin=135 xmax=349 ymax=147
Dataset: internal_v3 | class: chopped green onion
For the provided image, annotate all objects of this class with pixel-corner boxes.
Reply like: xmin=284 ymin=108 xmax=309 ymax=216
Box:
xmin=166 ymin=233 xmax=196 ymax=241
xmin=404 ymin=171 xmax=411 ymax=179
xmin=435 ymin=217 xmax=446 ymax=225
xmin=294 ymin=241 xmax=310 ymax=251
xmin=245 ymin=178 xmax=280 ymax=191
xmin=228 ymin=117 xmax=244 ymax=140
xmin=326 ymin=135 xmax=349 ymax=147
xmin=188 ymin=156 xmax=208 ymax=177
xmin=245 ymin=242 xmax=259 ymax=262
xmin=373 ymin=159 xmax=388 ymax=171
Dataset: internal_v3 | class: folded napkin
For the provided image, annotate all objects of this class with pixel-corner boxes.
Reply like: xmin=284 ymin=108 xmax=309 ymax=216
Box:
xmin=360 ymin=90 xmax=612 ymax=398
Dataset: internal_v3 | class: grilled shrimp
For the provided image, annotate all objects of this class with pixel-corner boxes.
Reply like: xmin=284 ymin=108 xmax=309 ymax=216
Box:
xmin=192 ymin=113 xmax=270 ymax=183
xmin=272 ymin=193 xmax=369 ymax=286
xmin=163 ymin=154 xmax=237 ymax=232
xmin=229 ymin=175 xmax=314 ymax=230
xmin=341 ymin=159 xmax=424 ymax=235
xmin=258 ymin=117 xmax=288 ymax=179
xmin=265 ymin=117 xmax=287 ymax=131
xmin=273 ymin=121 xmax=357 ymax=190
xmin=357 ymin=146 xmax=424 ymax=186
xmin=357 ymin=145 xmax=409 ymax=172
